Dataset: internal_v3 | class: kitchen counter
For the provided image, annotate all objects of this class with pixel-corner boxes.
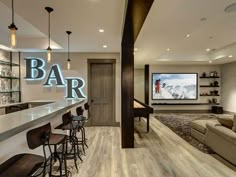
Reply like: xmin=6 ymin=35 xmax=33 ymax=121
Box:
xmin=0 ymin=99 xmax=85 ymax=142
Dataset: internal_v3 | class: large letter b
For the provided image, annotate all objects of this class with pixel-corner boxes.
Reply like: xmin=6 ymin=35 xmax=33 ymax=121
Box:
xmin=24 ymin=58 xmax=46 ymax=80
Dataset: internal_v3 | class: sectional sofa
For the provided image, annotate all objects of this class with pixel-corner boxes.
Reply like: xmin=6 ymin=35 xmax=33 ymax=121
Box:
xmin=191 ymin=114 xmax=236 ymax=165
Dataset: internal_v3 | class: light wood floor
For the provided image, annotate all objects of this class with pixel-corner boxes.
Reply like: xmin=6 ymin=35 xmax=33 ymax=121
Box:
xmin=68 ymin=116 xmax=236 ymax=177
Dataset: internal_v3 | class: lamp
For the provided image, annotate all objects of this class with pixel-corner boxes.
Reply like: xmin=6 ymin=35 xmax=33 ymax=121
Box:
xmin=45 ymin=7 xmax=54 ymax=63
xmin=8 ymin=0 xmax=18 ymax=48
xmin=66 ymin=31 xmax=72 ymax=70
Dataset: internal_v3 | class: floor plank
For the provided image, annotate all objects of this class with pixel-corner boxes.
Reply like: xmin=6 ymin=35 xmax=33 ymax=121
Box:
xmin=69 ymin=116 xmax=236 ymax=177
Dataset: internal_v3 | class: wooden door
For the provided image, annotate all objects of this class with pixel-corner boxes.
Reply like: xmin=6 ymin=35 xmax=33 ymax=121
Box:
xmin=89 ymin=62 xmax=115 ymax=126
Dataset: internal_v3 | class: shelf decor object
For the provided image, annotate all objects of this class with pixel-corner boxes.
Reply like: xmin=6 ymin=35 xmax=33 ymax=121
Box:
xmin=0 ymin=52 xmax=21 ymax=105
xmin=66 ymin=31 xmax=72 ymax=70
xmin=8 ymin=0 xmax=18 ymax=48
xmin=199 ymin=72 xmax=221 ymax=106
xmin=45 ymin=7 xmax=54 ymax=63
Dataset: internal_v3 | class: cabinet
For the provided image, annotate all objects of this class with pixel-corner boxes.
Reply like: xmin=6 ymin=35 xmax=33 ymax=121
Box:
xmin=0 ymin=52 xmax=21 ymax=105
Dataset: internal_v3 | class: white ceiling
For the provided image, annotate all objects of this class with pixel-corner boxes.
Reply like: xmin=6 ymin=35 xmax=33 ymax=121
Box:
xmin=0 ymin=0 xmax=125 ymax=52
xmin=1 ymin=0 xmax=236 ymax=67
xmin=135 ymin=0 xmax=236 ymax=67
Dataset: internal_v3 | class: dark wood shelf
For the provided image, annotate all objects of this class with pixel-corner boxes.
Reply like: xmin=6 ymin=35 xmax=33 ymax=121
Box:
xmin=151 ymin=103 xmax=220 ymax=105
xmin=199 ymin=76 xmax=220 ymax=79
xmin=0 ymin=60 xmax=19 ymax=67
xmin=200 ymin=85 xmax=220 ymax=87
xmin=0 ymin=76 xmax=20 ymax=79
xmin=0 ymin=91 xmax=21 ymax=94
xmin=200 ymin=95 xmax=220 ymax=96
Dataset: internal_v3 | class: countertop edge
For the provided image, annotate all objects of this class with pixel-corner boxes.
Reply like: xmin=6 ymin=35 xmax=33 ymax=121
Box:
xmin=0 ymin=99 xmax=85 ymax=143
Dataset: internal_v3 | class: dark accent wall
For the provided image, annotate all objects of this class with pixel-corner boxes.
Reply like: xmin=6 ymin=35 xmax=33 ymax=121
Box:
xmin=121 ymin=0 xmax=154 ymax=148
xmin=144 ymin=64 xmax=149 ymax=105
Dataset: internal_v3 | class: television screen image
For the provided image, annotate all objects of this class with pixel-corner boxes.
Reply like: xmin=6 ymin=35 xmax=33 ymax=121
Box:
xmin=152 ymin=73 xmax=198 ymax=100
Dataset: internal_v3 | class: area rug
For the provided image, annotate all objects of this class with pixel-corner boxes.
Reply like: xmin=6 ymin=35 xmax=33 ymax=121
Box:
xmin=155 ymin=113 xmax=216 ymax=154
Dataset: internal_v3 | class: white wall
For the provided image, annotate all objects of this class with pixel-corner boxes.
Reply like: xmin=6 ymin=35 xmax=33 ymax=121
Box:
xmin=134 ymin=68 xmax=144 ymax=102
xmin=20 ymin=52 xmax=121 ymax=122
xmin=149 ymin=65 xmax=221 ymax=111
xmin=221 ymin=61 xmax=236 ymax=113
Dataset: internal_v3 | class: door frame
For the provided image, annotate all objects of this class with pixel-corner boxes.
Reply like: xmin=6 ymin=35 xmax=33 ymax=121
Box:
xmin=87 ymin=59 xmax=116 ymax=126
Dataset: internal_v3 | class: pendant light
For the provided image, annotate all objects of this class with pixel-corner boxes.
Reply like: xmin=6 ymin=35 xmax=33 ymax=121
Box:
xmin=66 ymin=31 xmax=72 ymax=70
xmin=8 ymin=0 xmax=18 ymax=48
xmin=45 ymin=7 xmax=54 ymax=63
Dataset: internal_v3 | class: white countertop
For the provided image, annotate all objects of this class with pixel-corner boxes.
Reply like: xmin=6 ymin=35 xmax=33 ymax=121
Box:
xmin=0 ymin=100 xmax=55 ymax=109
xmin=0 ymin=99 xmax=85 ymax=142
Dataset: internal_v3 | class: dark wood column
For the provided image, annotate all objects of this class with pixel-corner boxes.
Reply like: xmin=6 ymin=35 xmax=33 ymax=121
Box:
xmin=144 ymin=64 xmax=149 ymax=105
xmin=121 ymin=0 xmax=154 ymax=148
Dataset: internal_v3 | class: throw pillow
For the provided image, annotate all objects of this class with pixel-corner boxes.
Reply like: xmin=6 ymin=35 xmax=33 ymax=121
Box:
xmin=217 ymin=115 xmax=234 ymax=129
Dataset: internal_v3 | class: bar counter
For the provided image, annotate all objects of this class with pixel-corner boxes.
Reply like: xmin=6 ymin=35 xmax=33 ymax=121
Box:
xmin=0 ymin=99 xmax=85 ymax=163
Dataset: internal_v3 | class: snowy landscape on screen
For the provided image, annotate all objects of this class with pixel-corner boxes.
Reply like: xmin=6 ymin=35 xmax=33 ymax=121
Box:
xmin=152 ymin=74 xmax=197 ymax=100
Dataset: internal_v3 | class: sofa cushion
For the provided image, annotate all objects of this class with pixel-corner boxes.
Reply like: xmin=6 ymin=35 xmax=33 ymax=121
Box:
xmin=233 ymin=115 xmax=236 ymax=132
xmin=191 ymin=119 xmax=218 ymax=134
xmin=216 ymin=115 xmax=234 ymax=129
xmin=191 ymin=120 xmax=207 ymax=134
xmin=206 ymin=121 xmax=236 ymax=146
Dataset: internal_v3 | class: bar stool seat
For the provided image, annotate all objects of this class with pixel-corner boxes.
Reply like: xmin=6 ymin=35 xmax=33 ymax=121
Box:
xmin=0 ymin=153 xmax=44 ymax=177
xmin=49 ymin=133 xmax=67 ymax=145
xmin=60 ymin=122 xmax=78 ymax=131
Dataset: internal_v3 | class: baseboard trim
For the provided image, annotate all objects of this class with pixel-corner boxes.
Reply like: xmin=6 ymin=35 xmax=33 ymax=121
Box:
xmin=114 ymin=122 xmax=120 ymax=127
xmin=154 ymin=110 xmax=211 ymax=113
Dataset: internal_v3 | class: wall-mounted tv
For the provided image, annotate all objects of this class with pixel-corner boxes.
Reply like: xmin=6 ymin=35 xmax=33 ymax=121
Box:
xmin=152 ymin=73 xmax=198 ymax=100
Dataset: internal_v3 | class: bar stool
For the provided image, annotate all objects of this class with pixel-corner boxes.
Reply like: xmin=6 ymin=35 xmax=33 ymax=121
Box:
xmin=27 ymin=123 xmax=68 ymax=177
xmin=0 ymin=149 xmax=45 ymax=177
xmin=0 ymin=124 xmax=53 ymax=177
xmin=74 ymin=106 xmax=88 ymax=151
xmin=56 ymin=111 xmax=82 ymax=172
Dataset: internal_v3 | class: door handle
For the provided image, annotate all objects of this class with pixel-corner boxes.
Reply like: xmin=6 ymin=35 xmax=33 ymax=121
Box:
xmin=91 ymin=99 xmax=94 ymax=103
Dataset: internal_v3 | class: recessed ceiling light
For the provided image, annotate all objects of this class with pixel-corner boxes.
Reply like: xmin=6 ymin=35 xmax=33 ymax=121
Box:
xmin=103 ymin=45 xmax=107 ymax=48
xmin=186 ymin=34 xmax=190 ymax=38
xmin=157 ymin=59 xmax=170 ymax=61
xmin=134 ymin=48 xmax=138 ymax=51
xmin=200 ymin=18 xmax=207 ymax=21
xmin=206 ymin=48 xmax=211 ymax=52
xmin=166 ymin=48 xmax=170 ymax=51
xmin=99 ymin=29 xmax=104 ymax=33
xmin=228 ymin=55 xmax=233 ymax=58
xmin=209 ymin=60 xmax=212 ymax=63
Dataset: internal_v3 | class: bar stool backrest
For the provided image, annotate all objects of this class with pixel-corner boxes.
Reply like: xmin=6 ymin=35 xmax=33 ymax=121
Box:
xmin=84 ymin=103 xmax=90 ymax=118
xmin=62 ymin=111 xmax=73 ymax=125
xmin=84 ymin=103 xmax=89 ymax=111
xmin=27 ymin=123 xmax=51 ymax=149
xmin=76 ymin=106 xmax=84 ymax=116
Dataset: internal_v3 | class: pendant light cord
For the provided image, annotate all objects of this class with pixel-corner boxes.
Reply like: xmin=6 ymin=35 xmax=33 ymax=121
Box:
xmin=48 ymin=12 xmax=51 ymax=48
xmin=68 ymin=33 xmax=70 ymax=59
xmin=12 ymin=0 xmax=14 ymax=23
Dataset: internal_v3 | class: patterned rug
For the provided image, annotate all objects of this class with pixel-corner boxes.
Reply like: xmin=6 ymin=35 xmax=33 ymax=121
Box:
xmin=155 ymin=113 xmax=216 ymax=154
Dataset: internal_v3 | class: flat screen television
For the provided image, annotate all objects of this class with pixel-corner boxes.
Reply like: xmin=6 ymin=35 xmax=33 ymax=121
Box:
xmin=152 ymin=73 xmax=198 ymax=100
